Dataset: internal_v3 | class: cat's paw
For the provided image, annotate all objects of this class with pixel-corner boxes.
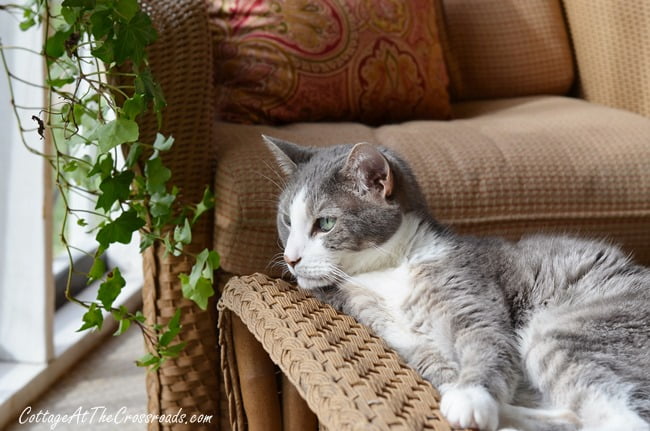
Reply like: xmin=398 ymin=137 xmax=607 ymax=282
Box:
xmin=440 ymin=385 xmax=499 ymax=431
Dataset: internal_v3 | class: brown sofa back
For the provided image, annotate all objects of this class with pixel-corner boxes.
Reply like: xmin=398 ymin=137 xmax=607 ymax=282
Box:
xmin=563 ymin=0 xmax=650 ymax=118
xmin=438 ymin=0 xmax=575 ymax=101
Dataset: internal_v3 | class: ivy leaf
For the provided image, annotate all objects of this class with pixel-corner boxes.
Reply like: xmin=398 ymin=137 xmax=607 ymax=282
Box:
xmin=153 ymin=133 xmax=174 ymax=152
xmin=87 ymin=257 xmax=106 ymax=283
xmin=96 ymin=170 xmax=134 ymax=212
xmin=163 ymin=233 xmax=180 ymax=257
xmin=196 ymin=249 xmax=220 ymax=280
xmin=96 ymin=209 xmax=145 ymax=249
xmin=122 ymin=94 xmax=145 ymax=120
xmin=45 ymin=29 xmax=73 ymax=59
xmin=113 ymin=317 xmax=131 ymax=336
xmin=161 ymin=342 xmax=186 ymax=357
xmin=135 ymin=68 xmax=166 ymax=114
xmin=91 ymin=38 xmax=114 ymax=64
xmin=139 ymin=232 xmax=156 ymax=253
xmin=179 ymin=274 xmax=213 ymax=311
xmin=97 ymin=268 xmax=126 ymax=310
xmin=145 ymin=156 xmax=171 ymax=195
xmin=114 ymin=0 xmax=139 ymax=22
xmin=47 ymin=75 xmax=76 ymax=88
xmin=135 ymin=352 xmax=160 ymax=368
xmin=20 ymin=18 xmax=37 ymax=31
xmin=173 ymin=218 xmax=192 ymax=245
xmin=192 ymin=187 xmax=215 ymax=224
xmin=77 ymin=303 xmax=103 ymax=332
xmin=62 ymin=161 xmax=78 ymax=172
xmin=125 ymin=142 xmax=143 ymax=168
xmin=62 ymin=0 xmax=96 ymax=7
xmin=149 ymin=191 xmax=175 ymax=219
xmin=159 ymin=309 xmax=182 ymax=347
xmin=61 ymin=6 xmax=81 ymax=25
xmin=134 ymin=310 xmax=146 ymax=323
xmin=94 ymin=118 xmax=139 ymax=153
xmin=114 ymin=11 xmax=157 ymax=65
xmin=88 ymin=153 xmax=114 ymax=180
xmin=89 ymin=9 xmax=113 ymax=39
xmin=207 ymin=251 xmax=220 ymax=273
xmin=178 ymin=249 xmax=219 ymax=310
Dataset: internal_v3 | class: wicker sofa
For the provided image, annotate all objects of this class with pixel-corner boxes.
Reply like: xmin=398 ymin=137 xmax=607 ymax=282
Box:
xmin=138 ymin=0 xmax=650 ymax=430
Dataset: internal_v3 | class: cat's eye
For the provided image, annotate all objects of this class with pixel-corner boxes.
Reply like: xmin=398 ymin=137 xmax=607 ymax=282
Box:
xmin=316 ymin=216 xmax=336 ymax=233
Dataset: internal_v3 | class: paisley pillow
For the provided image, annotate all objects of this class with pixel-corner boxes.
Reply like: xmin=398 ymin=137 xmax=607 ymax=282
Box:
xmin=208 ymin=0 xmax=451 ymax=125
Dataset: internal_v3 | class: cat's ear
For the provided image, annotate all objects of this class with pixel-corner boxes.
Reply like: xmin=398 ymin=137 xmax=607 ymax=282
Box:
xmin=262 ymin=135 xmax=314 ymax=176
xmin=343 ymin=143 xmax=393 ymax=198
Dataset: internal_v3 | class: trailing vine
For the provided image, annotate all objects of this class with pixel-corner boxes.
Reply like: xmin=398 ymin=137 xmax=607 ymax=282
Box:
xmin=0 ymin=0 xmax=219 ymax=370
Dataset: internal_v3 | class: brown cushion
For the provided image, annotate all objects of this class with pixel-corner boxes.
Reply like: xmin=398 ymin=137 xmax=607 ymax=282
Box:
xmin=214 ymin=96 xmax=650 ymax=276
xmin=207 ymin=0 xmax=451 ymax=125
xmin=437 ymin=0 xmax=574 ymax=101
xmin=563 ymin=0 xmax=650 ymax=117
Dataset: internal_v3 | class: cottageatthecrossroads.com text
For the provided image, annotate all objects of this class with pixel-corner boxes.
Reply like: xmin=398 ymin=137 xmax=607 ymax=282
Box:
xmin=18 ymin=406 xmax=213 ymax=429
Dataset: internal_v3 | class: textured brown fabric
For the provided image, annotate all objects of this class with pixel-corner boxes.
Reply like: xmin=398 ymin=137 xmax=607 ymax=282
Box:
xmin=137 ymin=0 xmax=219 ymax=429
xmin=214 ymin=96 xmax=650 ymax=277
xmin=563 ymin=0 xmax=650 ymax=118
xmin=437 ymin=0 xmax=574 ymax=101
xmin=219 ymin=274 xmax=452 ymax=431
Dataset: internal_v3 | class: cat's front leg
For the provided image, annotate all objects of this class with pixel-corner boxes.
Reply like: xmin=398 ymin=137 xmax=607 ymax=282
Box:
xmin=440 ymin=315 xmax=519 ymax=431
xmin=440 ymin=384 xmax=500 ymax=431
xmin=404 ymin=343 xmax=459 ymax=389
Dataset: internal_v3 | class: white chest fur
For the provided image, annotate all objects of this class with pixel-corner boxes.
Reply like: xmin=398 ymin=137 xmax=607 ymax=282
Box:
xmin=345 ymin=263 xmax=421 ymax=351
xmin=344 ymin=263 xmax=456 ymax=363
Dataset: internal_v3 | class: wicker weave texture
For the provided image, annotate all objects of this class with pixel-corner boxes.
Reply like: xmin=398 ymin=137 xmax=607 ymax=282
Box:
xmin=563 ymin=0 xmax=650 ymax=117
xmin=219 ymin=274 xmax=454 ymax=431
xmin=138 ymin=0 xmax=219 ymax=429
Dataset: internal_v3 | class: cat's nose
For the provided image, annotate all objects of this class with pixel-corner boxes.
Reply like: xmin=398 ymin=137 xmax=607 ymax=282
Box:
xmin=283 ymin=255 xmax=301 ymax=268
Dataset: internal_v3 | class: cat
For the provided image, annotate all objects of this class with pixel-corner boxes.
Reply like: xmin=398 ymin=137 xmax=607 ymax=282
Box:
xmin=263 ymin=135 xmax=650 ymax=431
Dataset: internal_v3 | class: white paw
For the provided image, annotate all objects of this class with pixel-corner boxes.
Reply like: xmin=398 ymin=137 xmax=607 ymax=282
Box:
xmin=440 ymin=385 xmax=499 ymax=431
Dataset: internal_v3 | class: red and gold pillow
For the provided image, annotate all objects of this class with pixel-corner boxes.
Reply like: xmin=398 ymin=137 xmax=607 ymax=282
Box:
xmin=208 ymin=0 xmax=451 ymax=125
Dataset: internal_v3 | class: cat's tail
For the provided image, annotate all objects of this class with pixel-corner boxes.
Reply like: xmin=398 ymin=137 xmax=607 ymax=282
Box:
xmin=498 ymin=403 xmax=581 ymax=431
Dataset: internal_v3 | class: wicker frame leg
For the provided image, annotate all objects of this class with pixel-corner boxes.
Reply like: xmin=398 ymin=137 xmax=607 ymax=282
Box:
xmin=282 ymin=374 xmax=319 ymax=431
xmin=231 ymin=314 xmax=283 ymax=431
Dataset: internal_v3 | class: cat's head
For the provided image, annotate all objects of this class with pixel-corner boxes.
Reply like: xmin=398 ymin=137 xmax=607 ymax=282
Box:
xmin=264 ymin=135 xmax=429 ymax=289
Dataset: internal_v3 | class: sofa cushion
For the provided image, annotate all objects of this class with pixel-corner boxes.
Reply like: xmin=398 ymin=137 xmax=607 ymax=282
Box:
xmin=214 ymin=96 xmax=650 ymax=276
xmin=563 ymin=0 xmax=650 ymax=117
xmin=207 ymin=0 xmax=451 ymax=125
xmin=438 ymin=0 xmax=574 ymax=101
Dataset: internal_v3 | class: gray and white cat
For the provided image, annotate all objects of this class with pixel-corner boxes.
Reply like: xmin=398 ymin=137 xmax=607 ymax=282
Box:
xmin=264 ymin=135 xmax=650 ymax=431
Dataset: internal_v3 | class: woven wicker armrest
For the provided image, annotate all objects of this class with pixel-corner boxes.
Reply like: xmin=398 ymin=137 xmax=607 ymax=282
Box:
xmin=219 ymin=273 xmax=455 ymax=431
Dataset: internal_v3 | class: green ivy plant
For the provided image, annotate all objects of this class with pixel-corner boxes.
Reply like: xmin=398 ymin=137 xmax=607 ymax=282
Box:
xmin=0 ymin=0 xmax=219 ymax=370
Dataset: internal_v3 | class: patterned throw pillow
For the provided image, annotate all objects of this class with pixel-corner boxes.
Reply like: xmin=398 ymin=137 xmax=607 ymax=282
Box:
xmin=209 ymin=0 xmax=451 ymax=125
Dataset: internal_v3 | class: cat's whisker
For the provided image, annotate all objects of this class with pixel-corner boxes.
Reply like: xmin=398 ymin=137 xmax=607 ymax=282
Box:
xmin=262 ymin=160 xmax=288 ymax=186
xmin=371 ymin=243 xmax=398 ymax=259
xmin=329 ymin=266 xmax=355 ymax=285
xmin=267 ymin=252 xmax=288 ymax=272
xmin=260 ymin=161 xmax=289 ymax=191
xmin=257 ymin=172 xmax=286 ymax=194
